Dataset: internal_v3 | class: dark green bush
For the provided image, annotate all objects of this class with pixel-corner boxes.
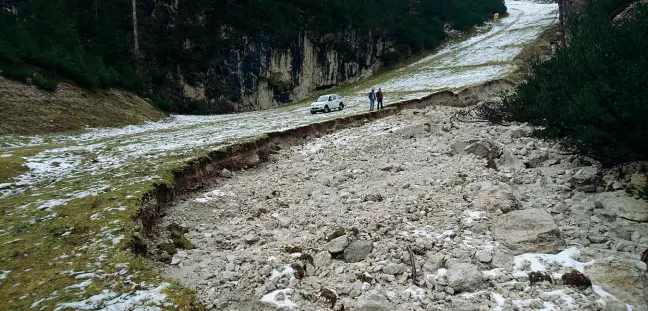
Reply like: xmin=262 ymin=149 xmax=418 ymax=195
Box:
xmin=32 ymin=72 xmax=60 ymax=91
xmin=503 ymin=0 xmax=648 ymax=167
xmin=0 ymin=63 xmax=30 ymax=82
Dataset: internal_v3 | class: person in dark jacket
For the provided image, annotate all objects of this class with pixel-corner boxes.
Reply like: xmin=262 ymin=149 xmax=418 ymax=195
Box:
xmin=376 ymin=88 xmax=384 ymax=110
xmin=369 ymin=88 xmax=376 ymax=111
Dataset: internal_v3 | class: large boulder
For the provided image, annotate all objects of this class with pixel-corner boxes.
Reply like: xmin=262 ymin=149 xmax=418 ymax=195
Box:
xmin=496 ymin=150 xmax=526 ymax=171
xmin=525 ymin=150 xmax=549 ymax=168
xmin=595 ymin=191 xmax=648 ymax=222
xmin=446 ymin=263 xmax=483 ymax=293
xmin=492 ymin=209 xmax=565 ymax=255
xmin=356 ymin=290 xmax=391 ymax=311
xmin=451 ymin=140 xmax=502 ymax=162
xmin=343 ymin=240 xmax=373 ymax=263
xmin=569 ymin=166 xmax=600 ymax=192
xmin=586 ymin=256 xmax=648 ymax=311
xmin=472 ymin=187 xmax=520 ymax=214
xmin=464 ymin=141 xmax=502 ymax=161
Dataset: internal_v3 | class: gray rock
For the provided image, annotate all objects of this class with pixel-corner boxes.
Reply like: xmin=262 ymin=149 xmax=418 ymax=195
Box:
xmin=475 ymin=249 xmax=493 ymax=263
xmin=326 ymin=235 xmax=350 ymax=253
xmin=382 ymin=263 xmax=407 ymax=275
xmin=423 ymin=254 xmax=445 ymax=272
xmin=243 ymin=234 xmax=259 ymax=244
xmin=492 ymin=209 xmax=565 ymax=255
xmin=473 ymin=187 xmax=520 ymax=214
xmin=451 ymin=298 xmax=481 ymax=311
xmin=587 ymin=233 xmax=607 ymax=244
xmin=277 ymin=216 xmax=293 ymax=228
xmin=596 ymin=191 xmax=648 ymax=222
xmin=380 ymin=164 xmax=404 ymax=173
xmin=510 ymin=128 xmax=530 ymax=138
xmin=491 ymin=247 xmax=513 ymax=269
xmin=364 ymin=193 xmax=384 ymax=202
xmin=263 ymin=221 xmax=277 ymax=230
xmin=586 ymin=256 xmax=648 ymax=311
xmin=526 ymin=150 xmax=549 ymax=168
xmin=344 ymin=240 xmax=374 ymax=263
xmin=496 ymin=150 xmax=526 ymax=171
xmin=220 ymin=168 xmax=233 ymax=178
xmin=569 ymin=166 xmax=600 ymax=193
xmin=464 ymin=141 xmax=502 ymax=161
xmin=552 ymin=203 xmax=568 ymax=214
xmin=314 ymin=251 xmax=332 ymax=267
xmin=446 ymin=263 xmax=482 ymax=293
xmin=356 ymin=290 xmax=391 ymax=311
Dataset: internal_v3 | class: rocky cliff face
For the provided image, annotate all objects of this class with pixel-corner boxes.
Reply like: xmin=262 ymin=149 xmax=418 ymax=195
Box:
xmin=145 ymin=1 xmax=393 ymax=113
xmin=182 ymin=31 xmax=392 ymax=112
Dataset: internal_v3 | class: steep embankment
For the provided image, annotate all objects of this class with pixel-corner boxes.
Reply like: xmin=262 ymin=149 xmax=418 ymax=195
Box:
xmin=0 ymin=76 xmax=165 ymax=135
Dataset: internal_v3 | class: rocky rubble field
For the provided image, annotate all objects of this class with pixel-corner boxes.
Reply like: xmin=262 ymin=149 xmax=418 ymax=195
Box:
xmin=156 ymin=104 xmax=648 ymax=311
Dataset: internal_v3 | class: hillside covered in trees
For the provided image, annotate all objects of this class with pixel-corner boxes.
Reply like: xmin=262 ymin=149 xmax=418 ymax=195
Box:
xmin=0 ymin=0 xmax=506 ymax=114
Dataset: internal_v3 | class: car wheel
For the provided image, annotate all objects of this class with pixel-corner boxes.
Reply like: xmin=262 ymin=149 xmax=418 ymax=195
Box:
xmin=339 ymin=103 xmax=344 ymax=110
xmin=311 ymin=111 xmax=316 ymax=114
xmin=324 ymin=106 xmax=330 ymax=113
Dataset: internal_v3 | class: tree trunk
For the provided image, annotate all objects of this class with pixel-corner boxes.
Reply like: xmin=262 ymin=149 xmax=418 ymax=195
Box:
xmin=132 ymin=0 xmax=140 ymax=58
xmin=558 ymin=0 xmax=567 ymax=47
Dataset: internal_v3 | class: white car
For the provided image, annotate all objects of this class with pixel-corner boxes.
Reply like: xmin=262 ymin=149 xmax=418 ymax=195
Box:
xmin=310 ymin=94 xmax=344 ymax=114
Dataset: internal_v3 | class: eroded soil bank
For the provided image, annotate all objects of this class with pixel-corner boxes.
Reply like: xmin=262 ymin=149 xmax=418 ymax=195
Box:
xmin=153 ymin=102 xmax=648 ymax=311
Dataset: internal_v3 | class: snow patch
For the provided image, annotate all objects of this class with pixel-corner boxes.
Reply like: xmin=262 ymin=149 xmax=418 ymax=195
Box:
xmin=54 ymin=283 xmax=169 ymax=311
xmin=512 ymin=247 xmax=593 ymax=278
xmin=0 ymin=270 xmax=10 ymax=279
xmin=462 ymin=210 xmax=486 ymax=225
xmin=65 ymin=279 xmax=93 ymax=290
xmin=269 ymin=265 xmax=296 ymax=285
xmin=37 ymin=199 xmax=70 ymax=211
xmin=261 ymin=289 xmax=298 ymax=309
xmin=193 ymin=189 xmax=235 ymax=203
xmin=404 ymin=286 xmax=425 ymax=300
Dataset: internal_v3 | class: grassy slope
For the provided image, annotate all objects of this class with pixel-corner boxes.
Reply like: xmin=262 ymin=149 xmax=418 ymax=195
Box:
xmin=0 ymin=77 xmax=166 ymax=136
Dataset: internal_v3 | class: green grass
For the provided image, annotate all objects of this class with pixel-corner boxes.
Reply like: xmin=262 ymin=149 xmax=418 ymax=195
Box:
xmin=0 ymin=137 xmax=222 ymax=309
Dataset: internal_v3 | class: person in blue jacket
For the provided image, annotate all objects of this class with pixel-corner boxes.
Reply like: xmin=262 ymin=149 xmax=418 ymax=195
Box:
xmin=369 ymin=88 xmax=376 ymax=111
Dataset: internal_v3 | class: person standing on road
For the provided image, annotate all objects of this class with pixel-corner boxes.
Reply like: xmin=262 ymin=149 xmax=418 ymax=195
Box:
xmin=376 ymin=88 xmax=384 ymax=110
xmin=369 ymin=88 xmax=376 ymax=111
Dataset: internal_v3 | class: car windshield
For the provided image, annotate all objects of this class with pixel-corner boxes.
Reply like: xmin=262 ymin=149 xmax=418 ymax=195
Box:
xmin=316 ymin=96 xmax=330 ymax=102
